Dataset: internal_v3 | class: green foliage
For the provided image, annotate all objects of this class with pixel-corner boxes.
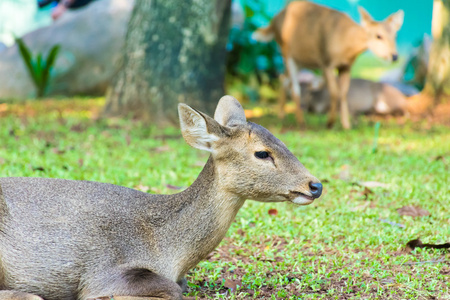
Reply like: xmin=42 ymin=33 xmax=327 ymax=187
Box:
xmin=15 ymin=37 xmax=60 ymax=98
xmin=226 ymin=0 xmax=283 ymax=82
xmin=0 ymin=99 xmax=449 ymax=298
xmin=402 ymin=36 xmax=430 ymax=91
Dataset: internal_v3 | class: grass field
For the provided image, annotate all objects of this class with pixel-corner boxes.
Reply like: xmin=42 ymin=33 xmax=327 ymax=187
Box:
xmin=0 ymin=98 xmax=449 ymax=299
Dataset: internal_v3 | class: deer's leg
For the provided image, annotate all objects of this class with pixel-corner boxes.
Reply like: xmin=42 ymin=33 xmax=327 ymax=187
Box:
xmin=286 ymin=57 xmax=303 ymax=124
xmin=0 ymin=290 xmax=43 ymax=300
xmin=85 ymin=268 xmax=183 ymax=300
xmin=278 ymin=73 xmax=289 ymax=119
xmin=338 ymin=66 xmax=351 ymax=129
xmin=323 ymin=67 xmax=339 ymax=128
xmin=176 ymin=277 xmax=187 ymax=294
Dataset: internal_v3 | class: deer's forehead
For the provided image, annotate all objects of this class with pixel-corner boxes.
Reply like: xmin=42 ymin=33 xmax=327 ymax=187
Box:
xmin=236 ymin=123 xmax=287 ymax=150
xmin=371 ymin=23 xmax=394 ymax=35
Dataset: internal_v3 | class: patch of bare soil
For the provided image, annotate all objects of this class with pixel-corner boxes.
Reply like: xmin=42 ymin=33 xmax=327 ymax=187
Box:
xmin=406 ymin=93 xmax=450 ymax=126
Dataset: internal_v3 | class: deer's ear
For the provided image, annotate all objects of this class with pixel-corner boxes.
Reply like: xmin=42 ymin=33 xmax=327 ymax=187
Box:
xmin=178 ymin=103 xmax=226 ymax=152
xmin=386 ymin=10 xmax=404 ymax=32
xmin=214 ymin=95 xmax=246 ymax=127
xmin=358 ymin=6 xmax=374 ymax=28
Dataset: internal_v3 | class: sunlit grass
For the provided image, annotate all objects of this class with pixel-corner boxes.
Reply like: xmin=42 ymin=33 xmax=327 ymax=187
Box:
xmin=0 ymin=98 xmax=448 ymax=299
xmin=351 ymin=52 xmax=405 ymax=80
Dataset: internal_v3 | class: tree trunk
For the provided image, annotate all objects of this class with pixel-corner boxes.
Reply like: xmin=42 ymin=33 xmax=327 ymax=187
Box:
xmin=424 ymin=0 xmax=450 ymax=104
xmin=104 ymin=0 xmax=231 ymax=124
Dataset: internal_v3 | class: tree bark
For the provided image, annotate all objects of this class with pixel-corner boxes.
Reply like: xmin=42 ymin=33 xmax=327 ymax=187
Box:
xmin=424 ymin=0 xmax=450 ymax=104
xmin=104 ymin=0 xmax=231 ymax=124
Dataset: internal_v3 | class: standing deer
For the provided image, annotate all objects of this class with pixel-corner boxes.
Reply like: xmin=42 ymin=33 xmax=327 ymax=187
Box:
xmin=252 ymin=1 xmax=404 ymax=129
xmin=0 ymin=96 xmax=322 ymax=300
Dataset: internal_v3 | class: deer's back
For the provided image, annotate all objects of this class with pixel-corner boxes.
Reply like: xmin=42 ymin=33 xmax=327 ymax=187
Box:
xmin=273 ymin=2 xmax=366 ymax=68
xmin=0 ymin=177 xmax=170 ymax=299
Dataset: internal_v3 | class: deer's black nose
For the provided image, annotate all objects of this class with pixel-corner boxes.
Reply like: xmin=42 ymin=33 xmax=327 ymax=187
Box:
xmin=309 ymin=182 xmax=323 ymax=199
xmin=392 ymin=54 xmax=398 ymax=62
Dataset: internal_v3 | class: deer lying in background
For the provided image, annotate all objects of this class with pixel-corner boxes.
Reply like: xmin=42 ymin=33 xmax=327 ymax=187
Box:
xmin=301 ymin=78 xmax=408 ymax=116
xmin=253 ymin=1 xmax=404 ymax=129
xmin=0 ymin=96 xmax=322 ymax=300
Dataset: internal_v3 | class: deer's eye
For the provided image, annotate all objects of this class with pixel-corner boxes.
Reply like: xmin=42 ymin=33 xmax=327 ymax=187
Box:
xmin=255 ymin=151 xmax=270 ymax=159
xmin=376 ymin=34 xmax=382 ymax=39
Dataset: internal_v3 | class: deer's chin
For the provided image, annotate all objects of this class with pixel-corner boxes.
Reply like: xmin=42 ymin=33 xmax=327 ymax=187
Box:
xmin=378 ymin=54 xmax=393 ymax=63
xmin=291 ymin=195 xmax=315 ymax=205
xmin=368 ymin=49 xmax=391 ymax=62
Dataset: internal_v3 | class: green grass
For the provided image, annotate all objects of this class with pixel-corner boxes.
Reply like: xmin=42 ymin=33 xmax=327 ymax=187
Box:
xmin=0 ymin=98 xmax=449 ymax=299
xmin=351 ymin=52 xmax=404 ymax=80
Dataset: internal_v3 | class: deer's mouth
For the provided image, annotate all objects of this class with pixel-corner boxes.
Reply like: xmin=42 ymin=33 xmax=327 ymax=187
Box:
xmin=289 ymin=191 xmax=315 ymax=205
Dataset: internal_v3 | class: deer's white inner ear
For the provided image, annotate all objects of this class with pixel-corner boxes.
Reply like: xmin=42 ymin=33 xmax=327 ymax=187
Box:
xmin=214 ymin=95 xmax=247 ymax=127
xmin=358 ymin=6 xmax=373 ymax=28
xmin=388 ymin=10 xmax=404 ymax=31
xmin=179 ymin=103 xmax=220 ymax=152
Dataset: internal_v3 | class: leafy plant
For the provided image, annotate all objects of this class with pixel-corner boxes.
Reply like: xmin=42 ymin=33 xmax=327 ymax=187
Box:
xmin=226 ymin=1 xmax=283 ymax=88
xmin=402 ymin=35 xmax=431 ymax=91
xmin=15 ymin=37 xmax=60 ymax=98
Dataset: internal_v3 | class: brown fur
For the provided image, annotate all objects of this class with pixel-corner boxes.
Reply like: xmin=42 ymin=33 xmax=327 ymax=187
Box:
xmin=253 ymin=1 xmax=404 ymax=129
xmin=0 ymin=96 xmax=321 ymax=300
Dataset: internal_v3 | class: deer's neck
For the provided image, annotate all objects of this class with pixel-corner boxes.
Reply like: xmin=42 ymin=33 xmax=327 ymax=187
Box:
xmin=327 ymin=23 xmax=368 ymax=68
xmin=353 ymin=25 xmax=370 ymax=57
xmin=159 ymin=156 xmax=245 ymax=280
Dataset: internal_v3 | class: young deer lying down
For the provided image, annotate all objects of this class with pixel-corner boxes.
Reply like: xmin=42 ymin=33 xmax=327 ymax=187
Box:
xmin=301 ymin=78 xmax=408 ymax=116
xmin=0 ymin=96 xmax=322 ymax=300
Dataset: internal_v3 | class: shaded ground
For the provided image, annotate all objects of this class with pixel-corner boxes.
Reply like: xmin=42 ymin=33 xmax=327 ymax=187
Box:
xmin=406 ymin=93 xmax=450 ymax=127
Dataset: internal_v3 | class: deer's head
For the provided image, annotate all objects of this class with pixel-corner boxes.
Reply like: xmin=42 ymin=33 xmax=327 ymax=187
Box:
xmin=359 ymin=7 xmax=404 ymax=62
xmin=179 ymin=96 xmax=322 ymax=205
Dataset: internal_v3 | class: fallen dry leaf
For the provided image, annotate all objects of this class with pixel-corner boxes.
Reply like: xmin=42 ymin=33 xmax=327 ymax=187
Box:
xmin=236 ymin=228 xmax=246 ymax=237
xmin=101 ymin=131 xmax=112 ymax=138
xmin=192 ymin=161 xmax=205 ymax=167
xmin=70 ymin=123 xmax=84 ymax=132
xmin=338 ymin=165 xmax=351 ymax=181
xmin=397 ymin=205 xmax=430 ymax=217
xmin=349 ymin=187 xmax=374 ymax=200
xmin=358 ymin=181 xmax=390 ymax=188
xmin=268 ymin=208 xmax=278 ymax=216
xmin=166 ymin=184 xmax=183 ymax=190
xmin=135 ymin=184 xmax=150 ymax=193
xmin=150 ymin=187 xmax=162 ymax=194
xmin=153 ymin=134 xmax=181 ymax=140
xmin=433 ymin=155 xmax=445 ymax=162
xmin=52 ymin=148 xmax=66 ymax=155
xmin=362 ymin=187 xmax=374 ymax=196
xmin=440 ymin=268 xmax=450 ymax=275
xmin=224 ymin=278 xmax=242 ymax=291
xmin=350 ymin=202 xmax=370 ymax=212
xmin=380 ymin=278 xmax=394 ymax=285
xmin=149 ymin=145 xmax=171 ymax=153
xmin=431 ymin=153 xmax=449 ymax=163
xmin=32 ymin=166 xmax=45 ymax=172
